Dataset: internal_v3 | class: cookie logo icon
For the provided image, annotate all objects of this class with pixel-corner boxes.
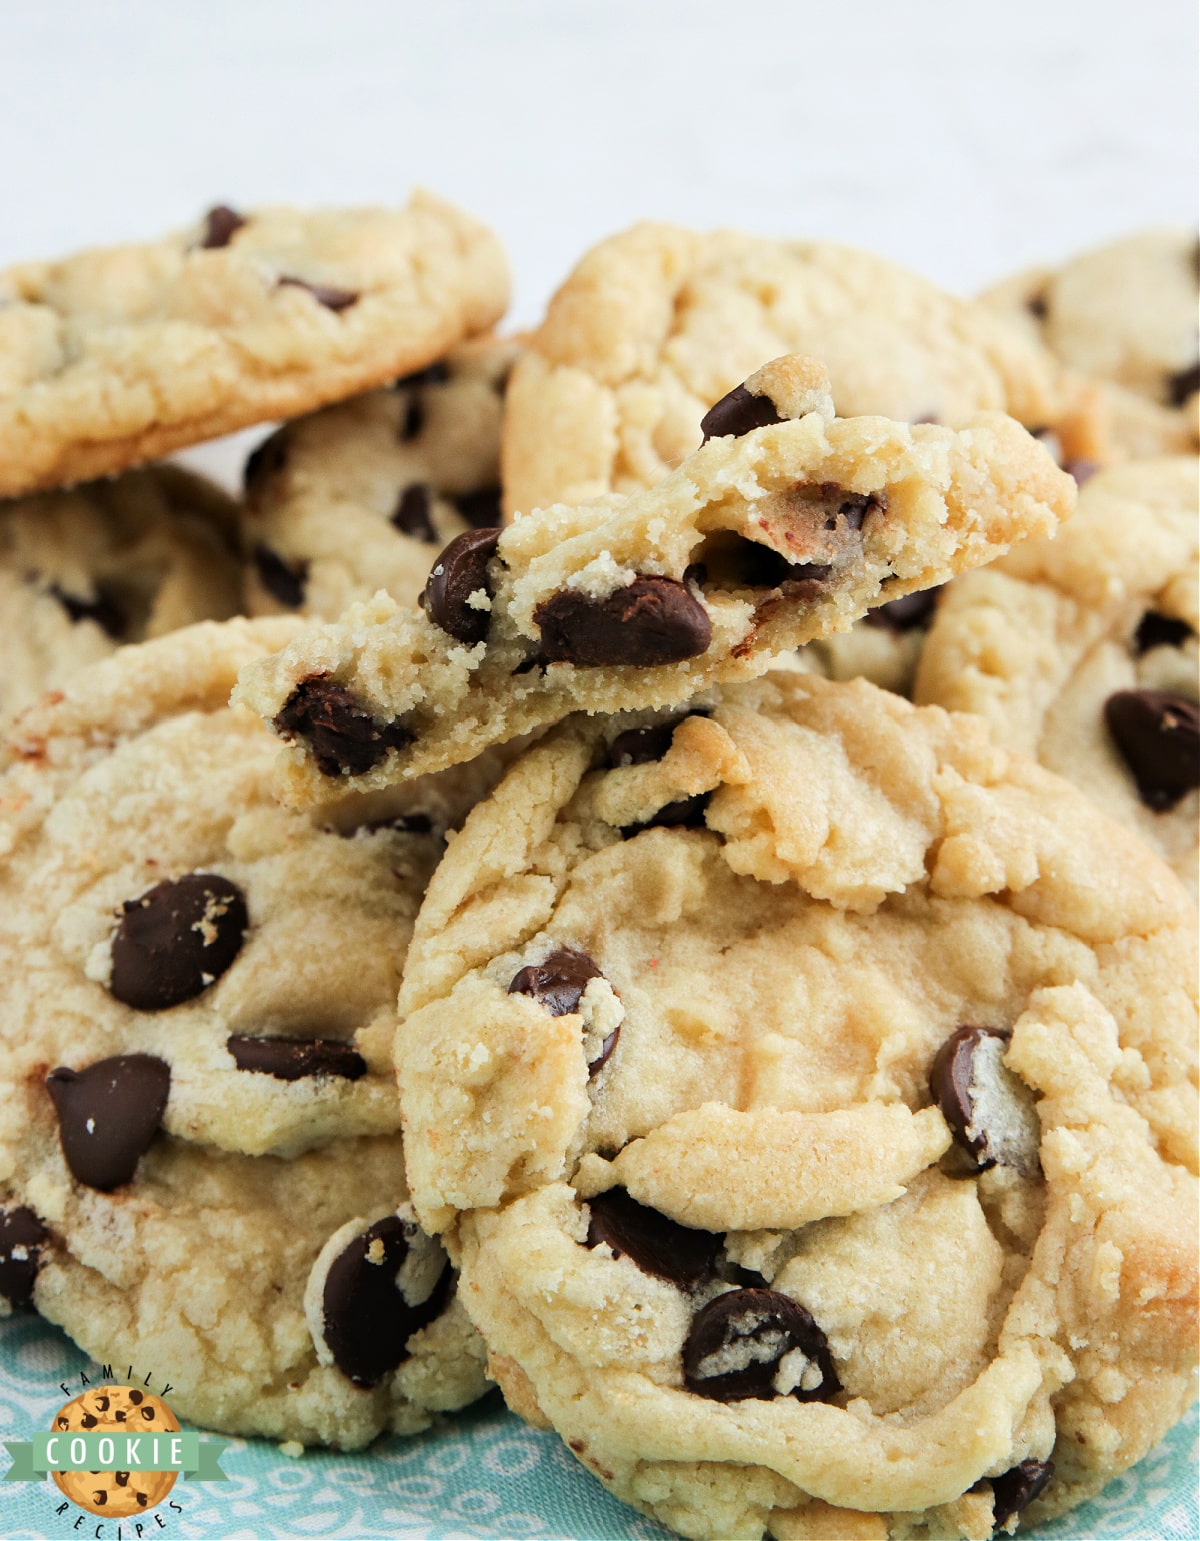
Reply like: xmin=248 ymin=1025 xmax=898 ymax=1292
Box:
xmin=49 ymin=1385 xmax=179 ymax=1518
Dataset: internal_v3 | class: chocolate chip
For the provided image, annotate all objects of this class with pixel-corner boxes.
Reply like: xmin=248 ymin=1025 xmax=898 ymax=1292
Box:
xmin=1134 ymin=611 xmax=1194 ymax=653
xmin=109 ymin=874 xmax=248 ymax=1011
xmin=321 ymin=1215 xmax=450 ymax=1386
xmin=535 ymin=576 xmax=712 ymax=667
xmin=701 ymin=384 xmax=783 ymax=442
xmin=452 ymin=486 xmax=504 ymax=528
xmin=399 ymin=397 xmax=425 ymax=442
xmin=621 ymin=793 xmax=711 ymax=838
xmin=1104 ymin=689 xmax=1200 ymax=811
xmin=45 ymin=1055 xmax=170 ymax=1191
xmin=252 ymin=543 xmax=308 ymax=608
xmin=682 ymin=1288 xmax=840 ymax=1403
xmin=586 ymin=1189 xmax=720 ymax=1287
xmin=422 ymin=528 xmax=500 ymax=645
xmin=509 ymin=948 xmax=602 ymax=1017
xmin=608 ymin=718 xmax=689 ymax=767
xmin=390 ymin=483 xmax=438 ymax=543
xmin=1166 ymin=361 xmax=1200 ymax=408
xmin=199 ymin=205 xmax=246 ymax=249
xmin=1027 ymin=292 xmax=1049 ymax=321
xmin=863 ymin=585 xmax=941 ymax=632
xmin=276 ymin=276 xmax=359 ymax=312
xmin=49 ymin=584 xmax=125 ymax=641
xmin=227 ymin=1035 xmax=367 ymax=1081
xmin=929 ymin=1026 xmax=1041 ymax=1175
xmin=243 ymin=429 xmax=288 ymax=497
xmin=989 ymin=1457 xmax=1055 ymax=1530
xmin=128 ymin=1391 xmax=143 ymax=1404
xmin=394 ymin=361 xmax=451 ymax=390
xmin=0 ymin=1205 xmax=48 ymax=1308
xmin=274 ymin=676 xmax=413 ymax=778
xmin=808 ymin=483 xmax=881 ymax=533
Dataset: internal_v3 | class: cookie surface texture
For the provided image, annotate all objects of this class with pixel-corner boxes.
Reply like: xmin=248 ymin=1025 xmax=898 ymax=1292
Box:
xmin=501 ymin=222 xmax=1085 ymax=517
xmin=393 ymin=671 xmax=1198 ymax=1540
xmin=0 ymin=192 xmax=509 ymax=497
xmin=243 ymin=335 xmax=518 ymax=618
xmin=234 ymin=357 xmax=1075 ymax=800
xmin=915 ymin=456 xmax=1199 ymax=896
xmin=0 ymin=463 xmax=240 ymax=725
xmin=0 ymin=619 xmax=497 ymax=1443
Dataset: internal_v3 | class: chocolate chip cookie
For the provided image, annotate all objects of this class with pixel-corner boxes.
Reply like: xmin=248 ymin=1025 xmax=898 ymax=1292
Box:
xmin=234 ymin=356 xmax=1075 ymax=802
xmin=0 ymin=618 xmax=497 ymax=1442
xmin=0 ymin=192 xmax=509 ymax=498
xmin=0 ymin=463 xmax=240 ymax=725
xmin=501 ymin=222 xmax=1097 ymax=518
xmin=915 ymin=456 xmax=1199 ymax=896
xmin=50 ymin=1386 xmax=179 ymax=1517
xmin=0 ymin=617 xmax=509 ymax=1161
xmin=393 ymin=670 xmax=1197 ymax=1539
xmin=243 ymin=335 xmax=519 ymax=618
xmin=980 ymin=230 xmax=1199 ymax=458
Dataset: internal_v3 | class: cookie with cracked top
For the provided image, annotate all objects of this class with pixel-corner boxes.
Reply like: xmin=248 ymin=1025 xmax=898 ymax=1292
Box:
xmin=0 ymin=618 xmax=509 ymax=1161
xmin=234 ymin=355 xmax=1075 ymax=801
xmin=980 ymin=230 xmax=1199 ymax=457
xmin=392 ymin=670 xmax=1197 ymax=1540
xmin=0 ymin=192 xmax=509 ymax=498
xmin=500 ymin=222 xmax=1101 ymax=519
xmin=0 ymin=463 xmax=240 ymax=726
xmin=243 ymin=335 xmax=520 ymax=619
xmin=915 ymin=456 xmax=1199 ymax=897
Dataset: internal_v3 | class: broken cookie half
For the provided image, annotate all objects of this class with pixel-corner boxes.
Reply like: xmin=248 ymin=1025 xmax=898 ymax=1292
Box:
xmin=235 ymin=355 xmax=1075 ymax=801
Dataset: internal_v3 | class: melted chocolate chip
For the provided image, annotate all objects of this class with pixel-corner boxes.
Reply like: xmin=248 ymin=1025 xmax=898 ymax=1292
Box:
xmin=1104 ymin=689 xmax=1200 ymax=811
xmin=930 ymin=1026 xmax=1041 ymax=1175
xmin=0 ymin=1205 xmax=48 ymax=1308
xmin=453 ymin=486 xmax=504 ymax=529
xmin=49 ymin=584 xmax=125 ymax=641
xmin=422 ymin=528 xmax=500 ymax=645
xmin=394 ymin=361 xmax=451 ymax=390
xmin=45 ymin=1055 xmax=170 ymax=1191
xmin=990 ymin=1457 xmax=1055 ymax=1530
xmin=276 ymin=276 xmax=359 ymax=312
xmin=1166 ymin=361 xmax=1200 ymax=408
xmin=321 ymin=1215 xmax=450 ymax=1386
xmin=253 ymin=543 xmax=308 ymax=608
xmin=274 ymin=676 xmax=413 ymax=778
xmin=243 ymin=429 xmax=288 ymax=497
xmin=509 ymin=948 xmax=602 ymax=1017
xmin=682 ymin=1288 xmax=840 ymax=1403
xmin=199 ymin=205 xmax=246 ymax=249
xmin=700 ymin=384 xmax=783 ymax=442
xmin=1135 ymin=611 xmax=1195 ymax=654
xmin=399 ymin=397 xmax=425 ymax=441
xmin=586 ymin=1189 xmax=720 ymax=1287
xmin=391 ymin=483 xmax=438 ymax=543
xmin=109 ymin=874 xmax=248 ymax=1011
xmin=806 ymin=483 xmax=881 ymax=533
xmin=227 ymin=1035 xmax=367 ymax=1081
xmin=535 ymin=576 xmax=712 ymax=667
xmin=863 ymin=586 xmax=941 ymax=632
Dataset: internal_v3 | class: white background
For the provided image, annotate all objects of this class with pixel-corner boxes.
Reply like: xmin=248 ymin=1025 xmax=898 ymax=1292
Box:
xmin=1 ymin=0 xmax=1195 ymax=320
xmin=0 ymin=0 xmax=1194 ymax=484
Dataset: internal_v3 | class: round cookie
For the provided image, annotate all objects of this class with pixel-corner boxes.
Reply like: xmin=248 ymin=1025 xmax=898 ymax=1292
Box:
xmin=0 ymin=618 xmax=510 ymax=1162
xmin=394 ymin=673 xmax=1197 ymax=1540
xmin=51 ymin=1385 xmax=179 ymax=1517
xmin=243 ymin=335 xmax=520 ymax=618
xmin=914 ymin=457 xmax=1199 ymax=897
xmin=980 ymin=231 xmax=1199 ymax=457
xmin=0 ymin=463 xmax=241 ymax=725
xmin=500 ymin=222 xmax=1096 ymax=517
xmin=0 ymin=618 xmax=496 ymax=1444
xmin=0 ymin=192 xmax=509 ymax=499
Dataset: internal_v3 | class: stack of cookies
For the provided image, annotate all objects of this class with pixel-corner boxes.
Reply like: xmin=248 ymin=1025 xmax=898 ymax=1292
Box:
xmin=0 ymin=197 xmax=1195 ymax=1540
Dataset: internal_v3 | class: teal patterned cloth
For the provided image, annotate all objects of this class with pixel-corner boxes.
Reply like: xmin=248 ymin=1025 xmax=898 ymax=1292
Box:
xmin=1 ymin=1313 xmax=1195 ymax=1539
